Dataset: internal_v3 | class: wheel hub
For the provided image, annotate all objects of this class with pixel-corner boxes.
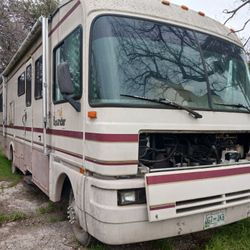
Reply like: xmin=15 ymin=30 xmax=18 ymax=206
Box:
xmin=67 ymin=205 xmax=76 ymax=224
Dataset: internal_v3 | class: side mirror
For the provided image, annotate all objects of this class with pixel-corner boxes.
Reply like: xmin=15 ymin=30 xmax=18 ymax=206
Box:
xmin=57 ymin=62 xmax=81 ymax=112
xmin=57 ymin=62 xmax=74 ymax=95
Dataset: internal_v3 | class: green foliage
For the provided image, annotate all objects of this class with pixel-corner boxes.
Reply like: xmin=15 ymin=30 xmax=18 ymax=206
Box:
xmin=47 ymin=214 xmax=65 ymax=223
xmin=36 ymin=201 xmax=57 ymax=214
xmin=205 ymin=219 xmax=250 ymax=250
xmin=0 ymin=212 xmax=27 ymax=224
xmin=152 ymin=239 xmax=173 ymax=250
xmin=0 ymin=0 xmax=58 ymax=73
xmin=0 ymin=152 xmax=21 ymax=186
xmin=23 ymin=0 xmax=59 ymax=21
xmin=89 ymin=244 xmax=108 ymax=250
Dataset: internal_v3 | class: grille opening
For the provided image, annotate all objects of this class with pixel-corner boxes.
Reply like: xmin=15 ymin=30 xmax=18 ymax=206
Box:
xmin=176 ymin=195 xmax=222 ymax=206
xmin=176 ymin=201 xmax=223 ymax=213
xmin=226 ymin=189 xmax=250 ymax=197
xmin=227 ymin=196 xmax=250 ymax=203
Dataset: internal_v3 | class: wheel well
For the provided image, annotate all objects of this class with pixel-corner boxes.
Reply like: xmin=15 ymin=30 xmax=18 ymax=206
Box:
xmin=56 ymin=174 xmax=72 ymax=202
xmin=61 ymin=176 xmax=72 ymax=201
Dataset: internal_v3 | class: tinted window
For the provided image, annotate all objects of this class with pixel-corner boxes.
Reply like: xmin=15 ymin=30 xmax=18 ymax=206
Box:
xmin=90 ymin=15 xmax=250 ymax=113
xmin=53 ymin=27 xmax=82 ymax=103
xmin=18 ymin=72 xmax=25 ymax=96
xmin=35 ymin=56 xmax=43 ymax=99
xmin=90 ymin=16 xmax=208 ymax=109
xmin=197 ymin=33 xmax=250 ymax=111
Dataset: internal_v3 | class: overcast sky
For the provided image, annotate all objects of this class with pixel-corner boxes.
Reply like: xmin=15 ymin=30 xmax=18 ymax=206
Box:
xmin=170 ymin=0 xmax=250 ymax=48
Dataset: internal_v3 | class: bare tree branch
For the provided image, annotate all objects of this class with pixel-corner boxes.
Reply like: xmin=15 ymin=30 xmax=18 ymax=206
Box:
xmin=0 ymin=0 xmax=58 ymax=74
xmin=223 ymin=0 xmax=250 ymax=25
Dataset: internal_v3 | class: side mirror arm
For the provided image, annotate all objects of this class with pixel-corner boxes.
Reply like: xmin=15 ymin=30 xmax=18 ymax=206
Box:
xmin=63 ymin=95 xmax=81 ymax=112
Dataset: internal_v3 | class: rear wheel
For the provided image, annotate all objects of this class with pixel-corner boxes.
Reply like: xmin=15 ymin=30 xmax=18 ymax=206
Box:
xmin=67 ymin=190 xmax=92 ymax=246
xmin=9 ymin=147 xmax=16 ymax=174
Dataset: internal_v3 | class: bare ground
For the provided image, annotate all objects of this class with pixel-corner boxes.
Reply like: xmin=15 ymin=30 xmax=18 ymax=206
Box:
xmin=0 ymin=180 xmax=83 ymax=250
xmin=0 ymin=179 xmax=214 ymax=250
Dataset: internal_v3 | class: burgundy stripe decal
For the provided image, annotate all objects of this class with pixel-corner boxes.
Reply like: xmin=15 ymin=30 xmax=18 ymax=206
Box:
xmin=6 ymin=134 xmax=83 ymax=159
xmin=6 ymin=125 xmax=83 ymax=139
xmin=85 ymin=156 xmax=137 ymax=166
xmin=147 ymin=166 xmax=250 ymax=185
xmin=85 ymin=132 xmax=138 ymax=142
xmin=6 ymin=125 xmax=32 ymax=132
xmin=33 ymin=127 xmax=43 ymax=133
xmin=150 ymin=203 xmax=176 ymax=211
xmin=49 ymin=0 xmax=81 ymax=36
xmin=47 ymin=128 xmax=83 ymax=138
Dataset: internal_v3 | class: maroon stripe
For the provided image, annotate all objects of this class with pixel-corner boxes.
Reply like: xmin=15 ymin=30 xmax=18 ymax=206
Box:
xmin=33 ymin=127 xmax=43 ymax=133
xmin=147 ymin=166 xmax=250 ymax=185
xmin=85 ymin=156 xmax=137 ymax=166
xmin=49 ymin=0 xmax=81 ymax=36
xmin=47 ymin=128 xmax=83 ymax=138
xmin=85 ymin=132 xmax=138 ymax=142
xmin=6 ymin=125 xmax=32 ymax=132
xmin=6 ymin=125 xmax=82 ymax=139
xmin=150 ymin=203 xmax=176 ymax=211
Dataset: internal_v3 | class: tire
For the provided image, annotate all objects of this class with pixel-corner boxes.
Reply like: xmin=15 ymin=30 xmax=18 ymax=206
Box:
xmin=9 ymin=147 xmax=16 ymax=174
xmin=68 ymin=190 xmax=92 ymax=246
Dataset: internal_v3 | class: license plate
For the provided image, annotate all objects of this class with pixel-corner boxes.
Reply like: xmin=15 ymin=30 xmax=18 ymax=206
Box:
xmin=204 ymin=210 xmax=225 ymax=229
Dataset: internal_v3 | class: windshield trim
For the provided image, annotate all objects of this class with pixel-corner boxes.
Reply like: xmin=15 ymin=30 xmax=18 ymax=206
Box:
xmin=88 ymin=14 xmax=249 ymax=114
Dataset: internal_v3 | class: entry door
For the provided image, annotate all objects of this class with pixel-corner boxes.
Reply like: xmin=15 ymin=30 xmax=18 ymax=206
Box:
xmin=23 ymin=60 xmax=33 ymax=172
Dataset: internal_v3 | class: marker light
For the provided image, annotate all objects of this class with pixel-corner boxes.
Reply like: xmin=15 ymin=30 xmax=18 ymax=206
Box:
xmin=161 ymin=0 xmax=170 ymax=6
xmin=198 ymin=11 xmax=205 ymax=17
xmin=88 ymin=111 xmax=97 ymax=119
xmin=181 ymin=5 xmax=189 ymax=11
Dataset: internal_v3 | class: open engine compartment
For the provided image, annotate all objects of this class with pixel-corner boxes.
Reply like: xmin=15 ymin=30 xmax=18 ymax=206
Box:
xmin=139 ymin=132 xmax=250 ymax=170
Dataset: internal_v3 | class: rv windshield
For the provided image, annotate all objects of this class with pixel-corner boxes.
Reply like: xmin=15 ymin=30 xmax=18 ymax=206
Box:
xmin=90 ymin=15 xmax=250 ymax=112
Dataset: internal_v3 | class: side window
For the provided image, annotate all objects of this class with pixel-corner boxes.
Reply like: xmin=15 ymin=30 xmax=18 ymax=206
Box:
xmin=0 ymin=94 xmax=2 ymax=112
xmin=26 ymin=65 xmax=32 ymax=107
xmin=18 ymin=72 xmax=25 ymax=96
xmin=35 ymin=56 xmax=43 ymax=99
xmin=53 ymin=26 xmax=82 ymax=103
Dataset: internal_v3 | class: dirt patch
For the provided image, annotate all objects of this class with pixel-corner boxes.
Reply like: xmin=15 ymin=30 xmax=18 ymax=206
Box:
xmin=0 ymin=182 xmax=48 ymax=215
xmin=0 ymin=180 xmax=83 ymax=250
xmin=0 ymin=179 xmax=214 ymax=250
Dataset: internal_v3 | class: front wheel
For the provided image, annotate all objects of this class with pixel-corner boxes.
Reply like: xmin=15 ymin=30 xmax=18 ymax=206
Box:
xmin=68 ymin=190 xmax=92 ymax=246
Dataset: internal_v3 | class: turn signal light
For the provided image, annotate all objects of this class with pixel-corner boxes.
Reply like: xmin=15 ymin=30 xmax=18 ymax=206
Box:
xmin=88 ymin=111 xmax=97 ymax=119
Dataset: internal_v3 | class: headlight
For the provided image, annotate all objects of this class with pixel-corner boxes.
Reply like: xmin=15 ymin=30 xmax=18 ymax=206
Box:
xmin=118 ymin=188 xmax=146 ymax=206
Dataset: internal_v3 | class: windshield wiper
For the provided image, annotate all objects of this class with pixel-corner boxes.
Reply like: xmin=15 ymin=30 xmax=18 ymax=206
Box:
xmin=214 ymin=102 xmax=250 ymax=113
xmin=121 ymin=94 xmax=202 ymax=119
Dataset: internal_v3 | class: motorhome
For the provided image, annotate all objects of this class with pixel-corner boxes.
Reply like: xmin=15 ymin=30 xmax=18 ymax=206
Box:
xmin=1 ymin=0 xmax=250 ymax=245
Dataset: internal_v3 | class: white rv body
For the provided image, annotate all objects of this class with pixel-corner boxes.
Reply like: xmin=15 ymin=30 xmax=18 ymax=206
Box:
xmin=1 ymin=0 xmax=250 ymax=244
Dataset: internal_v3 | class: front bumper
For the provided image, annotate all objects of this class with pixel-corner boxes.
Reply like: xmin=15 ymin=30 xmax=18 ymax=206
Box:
xmin=84 ymin=172 xmax=250 ymax=245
